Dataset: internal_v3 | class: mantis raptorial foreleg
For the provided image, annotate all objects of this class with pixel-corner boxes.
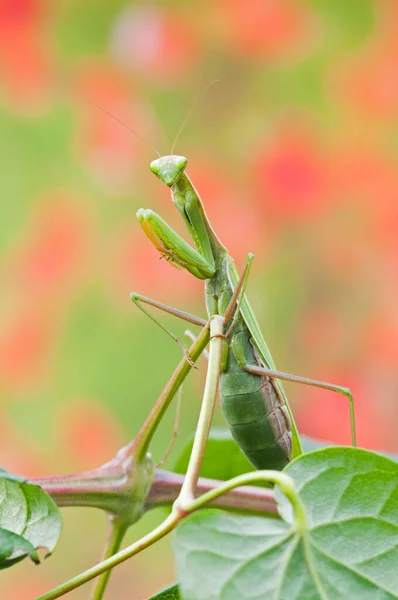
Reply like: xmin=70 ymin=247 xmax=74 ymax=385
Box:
xmin=136 ymin=153 xmax=357 ymax=470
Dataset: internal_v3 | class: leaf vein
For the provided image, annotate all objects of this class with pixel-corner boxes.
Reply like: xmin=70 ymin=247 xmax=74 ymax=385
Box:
xmin=309 ymin=538 xmax=398 ymax=598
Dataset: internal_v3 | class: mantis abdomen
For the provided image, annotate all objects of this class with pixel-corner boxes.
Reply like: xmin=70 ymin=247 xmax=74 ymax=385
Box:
xmin=220 ymin=324 xmax=292 ymax=470
xmin=203 ymin=257 xmax=293 ymax=470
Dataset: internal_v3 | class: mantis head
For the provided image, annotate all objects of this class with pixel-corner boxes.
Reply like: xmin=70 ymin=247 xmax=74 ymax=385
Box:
xmin=150 ymin=155 xmax=187 ymax=187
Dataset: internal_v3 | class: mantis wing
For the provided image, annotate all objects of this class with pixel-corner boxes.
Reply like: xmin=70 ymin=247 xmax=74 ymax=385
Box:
xmin=226 ymin=258 xmax=303 ymax=459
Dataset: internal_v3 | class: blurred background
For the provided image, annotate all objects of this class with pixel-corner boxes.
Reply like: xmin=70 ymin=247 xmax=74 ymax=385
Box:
xmin=1 ymin=0 xmax=398 ymax=597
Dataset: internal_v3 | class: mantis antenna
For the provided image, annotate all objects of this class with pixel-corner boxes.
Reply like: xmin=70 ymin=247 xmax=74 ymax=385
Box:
xmin=86 ymin=101 xmax=161 ymax=158
xmin=170 ymin=79 xmax=221 ymax=156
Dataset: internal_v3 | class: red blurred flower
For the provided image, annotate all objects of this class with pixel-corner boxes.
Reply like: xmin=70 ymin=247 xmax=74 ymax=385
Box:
xmin=110 ymin=5 xmax=200 ymax=82
xmin=0 ymin=0 xmax=52 ymax=113
xmin=0 ymin=417 xmax=49 ymax=477
xmin=73 ymin=61 xmax=157 ymax=192
xmin=295 ymin=307 xmax=344 ymax=363
xmin=333 ymin=148 xmax=398 ymax=203
xmin=55 ymin=398 xmax=125 ymax=469
xmin=334 ymin=39 xmax=398 ymax=119
xmin=214 ymin=0 xmax=315 ymax=60
xmin=360 ymin=316 xmax=398 ymax=366
xmin=0 ymin=0 xmax=43 ymax=22
xmin=294 ymin=369 xmax=389 ymax=449
xmin=11 ymin=191 xmax=92 ymax=300
xmin=251 ymin=123 xmax=330 ymax=223
xmin=187 ymin=156 xmax=267 ymax=259
xmin=0 ymin=191 xmax=92 ymax=393
xmin=0 ymin=307 xmax=52 ymax=392
xmin=331 ymin=146 xmax=398 ymax=256
xmin=3 ymin=575 xmax=55 ymax=600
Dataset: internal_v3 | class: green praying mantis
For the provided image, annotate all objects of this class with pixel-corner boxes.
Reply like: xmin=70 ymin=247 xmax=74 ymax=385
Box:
xmin=132 ymin=154 xmax=357 ymax=471
xmin=34 ymin=137 xmax=359 ymax=600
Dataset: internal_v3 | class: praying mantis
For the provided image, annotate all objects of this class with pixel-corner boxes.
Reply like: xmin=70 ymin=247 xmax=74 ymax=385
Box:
xmin=35 ymin=147 xmax=359 ymax=600
xmin=132 ymin=154 xmax=357 ymax=471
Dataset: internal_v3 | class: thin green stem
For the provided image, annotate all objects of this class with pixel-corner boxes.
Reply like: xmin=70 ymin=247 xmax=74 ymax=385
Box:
xmin=122 ymin=321 xmax=210 ymax=463
xmin=186 ymin=470 xmax=308 ymax=533
xmin=35 ymin=513 xmax=180 ymax=600
xmin=89 ymin=517 xmax=128 ymax=600
xmin=35 ymin=316 xmax=307 ymax=600
xmin=35 ymin=468 xmax=303 ymax=600
xmin=177 ymin=315 xmax=224 ymax=508
xmin=35 ymin=317 xmax=223 ymax=600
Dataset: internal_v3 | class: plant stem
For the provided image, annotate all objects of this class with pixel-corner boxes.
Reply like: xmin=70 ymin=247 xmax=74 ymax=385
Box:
xmin=30 ymin=460 xmax=128 ymax=511
xmin=35 ymin=317 xmax=304 ymax=600
xmin=37 ymin=316 xmax=218 ymax=600
xmin=89 ymin=517 xmax=128 ymax=600
xmin=186 ymin=470 xmax=308 ymax=531
xmin=35 ymin=468 xmax=299 ymax=600
xmin=35 ymin=512 xmax=180 ymax=600
xmin=30 ymin=324 xmax=211 ymax=517
xmin=30 ymin=449 xmax=154 ymax=527
xmin=35 ymin=317 xmax=222 ymax=599
xmin=146 ymin=469 xmax=279 ymax=515
xmin=34 ymin=462 xmax=279 ymax=515
xmin=176 ymin=316 xmax=224 ymax=509
xmin=122 ymin=321 xmax=210 ymax=463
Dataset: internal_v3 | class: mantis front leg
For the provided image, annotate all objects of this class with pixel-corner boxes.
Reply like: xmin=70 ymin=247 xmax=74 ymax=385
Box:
xmin=138 ymin=153 xmax=358 ymax=467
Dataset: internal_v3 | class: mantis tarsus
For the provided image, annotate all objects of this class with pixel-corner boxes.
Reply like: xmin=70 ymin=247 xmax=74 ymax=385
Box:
xmin=132 ymin=154 xmax=357 ymax=471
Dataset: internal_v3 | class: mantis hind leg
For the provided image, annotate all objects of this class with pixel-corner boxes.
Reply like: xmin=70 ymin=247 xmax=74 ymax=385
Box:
xmin=243 ymin=364 xmax=356 ymax=447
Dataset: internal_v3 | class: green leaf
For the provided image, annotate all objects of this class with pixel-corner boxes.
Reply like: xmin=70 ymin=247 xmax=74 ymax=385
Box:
xmin=0 ymin=477 xmax=62 ymax=569
xmin=174 ymin=428 xmax=254 ymax=480
xmin=174 ymin=447 xmax=398 ymax=599
xmin=149 ymin=584 xmax=180 ymax=599
xmin=175 ymin=432 xmax=398 ymax=482
xmin=0 ymin=468 xmax=26 ymax=483
xmin=301 ymin=435 xmax=398 ymax=463
xmin=0 ymin=527 xmax=39 ymax=569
